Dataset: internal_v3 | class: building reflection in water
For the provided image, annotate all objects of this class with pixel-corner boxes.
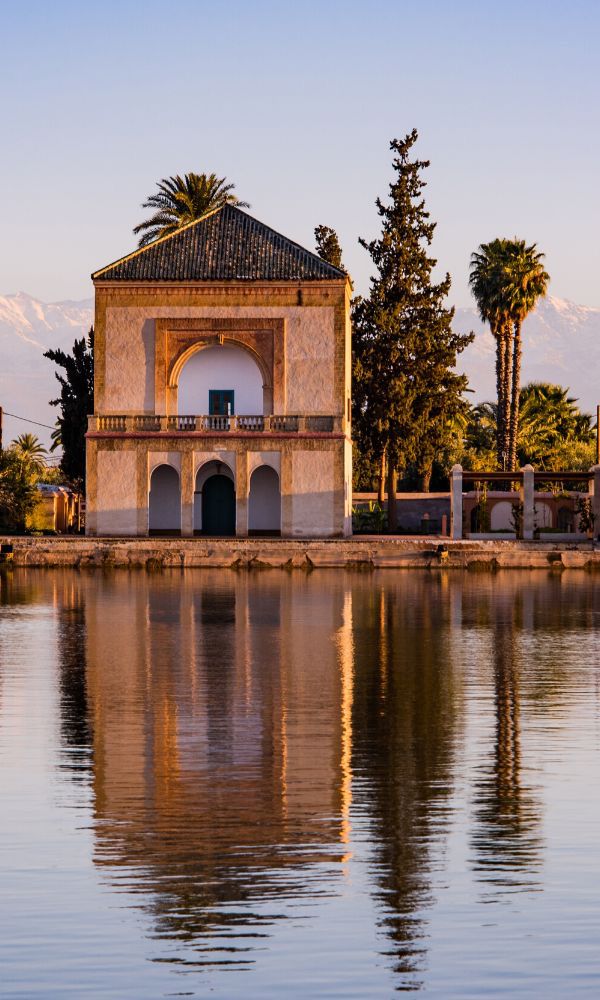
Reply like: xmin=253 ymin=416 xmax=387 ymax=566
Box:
xmin=24 ymin=567 xmax=594 ymax=989
xmin=82 ymin=572 xmax=357 ymax=965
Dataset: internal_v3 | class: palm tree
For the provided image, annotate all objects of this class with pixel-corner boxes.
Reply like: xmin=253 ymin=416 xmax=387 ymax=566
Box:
xmin=469 ymin=239 xmax=513 ymax=468
xmin=133 ymin=173 xmax=249 ymax=247
xmin=10 ymin=433 xmax=47 ymax=474
xmin=501 ymin=243 xmax=549 ymax=470
xmin=469 ymin=239 xmax=549 ymax=471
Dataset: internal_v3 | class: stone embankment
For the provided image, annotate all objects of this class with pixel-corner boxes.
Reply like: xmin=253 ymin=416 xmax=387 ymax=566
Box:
xmin=1 ymin=536 xmax=599 ymax=571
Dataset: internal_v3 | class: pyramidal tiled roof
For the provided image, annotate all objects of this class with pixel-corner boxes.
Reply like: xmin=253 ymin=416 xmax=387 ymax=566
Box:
xmin=92 ymin=204 xmax=346 ymax=282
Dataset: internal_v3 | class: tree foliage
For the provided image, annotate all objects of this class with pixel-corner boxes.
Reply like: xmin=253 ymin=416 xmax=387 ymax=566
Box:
xmin=314 ymin=225 xmax=345 ymax=270
xmin=10 ymin=433 xmax=47 ymax=474
xmin=353 ymin=130 xmax=473 ymax=506
xmin=461 ymin=383 xmax=595 ymax=472
xmin=0 ymin=447 xmax=39 ymax=530
xmin=134 ymin=173 xmax=249 ymax=247
xmin=44 ymin=329 xmax=94 ymax=487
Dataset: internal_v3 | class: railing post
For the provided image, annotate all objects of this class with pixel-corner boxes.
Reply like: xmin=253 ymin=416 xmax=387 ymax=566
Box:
xmin=87 ymin=415 xmax=98 ymax=432
xmin=521 ymin=464 xmax=535 ymax=540
xmin=591 ymin=466 xmax=600 ymax=540
xmin=297 ymin=416 xmax=307 ymax=432
xmin=124 ymin=415 xmax=134 ymax=432
xmin=450 ymin=464 xmax=463 ymax=540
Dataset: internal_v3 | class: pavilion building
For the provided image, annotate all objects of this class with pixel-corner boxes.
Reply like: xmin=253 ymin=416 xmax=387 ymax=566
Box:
xmin=86 ymin=205 xmax=352 ymax=537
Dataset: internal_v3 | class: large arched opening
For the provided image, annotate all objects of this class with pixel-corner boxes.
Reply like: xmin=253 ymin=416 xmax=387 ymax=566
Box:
xmin=194 ymin=461 xmax=236 ymax=536
xmin=177 ymin=344 xmax=265 ymax=415
xmin=149 ymin=464 xmax=181 ymax=535
xmin=248 ymin=465 xmax=281 ymax=536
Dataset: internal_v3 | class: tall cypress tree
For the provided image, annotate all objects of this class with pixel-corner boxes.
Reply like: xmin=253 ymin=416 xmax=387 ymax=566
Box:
xmin=354 ymin=131 xmax=473 ymax=521
xmin=44 ymin=328 xmax=94 ymax=488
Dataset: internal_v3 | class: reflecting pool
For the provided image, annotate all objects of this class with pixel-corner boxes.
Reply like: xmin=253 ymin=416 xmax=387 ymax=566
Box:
xmin=1 ymin=569 xmax=600 ymax=997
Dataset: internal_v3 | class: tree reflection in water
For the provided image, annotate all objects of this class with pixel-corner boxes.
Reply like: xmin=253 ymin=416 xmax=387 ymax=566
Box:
xmin=469 ymin=582 xmax=543 ymax=897
xmin=351 ymin=577 xmax=461 ymax=989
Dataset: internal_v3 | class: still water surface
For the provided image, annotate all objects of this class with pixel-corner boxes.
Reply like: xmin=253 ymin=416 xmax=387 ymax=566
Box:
xmin=1 ymin=569 xmax=600 ymax=998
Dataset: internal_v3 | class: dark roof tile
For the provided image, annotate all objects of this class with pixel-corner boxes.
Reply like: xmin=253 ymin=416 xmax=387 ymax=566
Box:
xmin=93 ymin=205 xmax=345 ymax=282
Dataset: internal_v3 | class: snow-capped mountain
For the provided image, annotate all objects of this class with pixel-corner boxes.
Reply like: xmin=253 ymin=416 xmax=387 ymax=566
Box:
xmin=455 ymin=296 xmax=600 ymax=415
xmin=0 ymin=292 xmax=93 ymax=447
xmin=0 ymin=292 xmax=598 ymax=450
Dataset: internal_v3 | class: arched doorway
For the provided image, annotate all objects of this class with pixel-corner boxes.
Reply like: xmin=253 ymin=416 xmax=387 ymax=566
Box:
xmin=202 ymin=476 xmax=236 ymax=536
xmin=194 ymin=461 xmax=236 ymax=536
xmin=149 ymin=464 xmax=181 ymax=535
xmin=248 ymin=466 xmax=281 ymax=536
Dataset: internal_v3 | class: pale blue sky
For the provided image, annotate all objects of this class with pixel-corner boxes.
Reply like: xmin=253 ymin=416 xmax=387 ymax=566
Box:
xmin=1 ymin=0 xmax=599 ymax=305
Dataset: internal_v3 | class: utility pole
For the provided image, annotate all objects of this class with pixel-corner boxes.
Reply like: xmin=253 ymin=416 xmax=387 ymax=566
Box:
xmin=597 ymin=405 xmax=600 ymax=465
xmin=0 ymin=405 xmax=3 ymax=452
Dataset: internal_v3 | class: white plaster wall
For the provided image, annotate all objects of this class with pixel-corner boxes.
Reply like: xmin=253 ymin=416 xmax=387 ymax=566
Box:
xmin=96 ymin=450 xmax=138 ymax=535
xmin=291 ymin=451 xmax=335 ymax=536
xmin=248 ymin=451 xmax=280 ymax=476
xmin=536 ymin=501 xmax=553 ymax=528
xmin=148 ymin=451 xmax=181 ymax=478
xmin=178 ymin=345 xmax=263 ymax=414
xmin=103 ymin=306 xmax=337 ymax=414
xmin=249 ymin=466 xmax=281 ymax=531
xmin=490 ymin=500 xmax=514 ymax=531
xmin=192 ymin=451 xmax=236 ymax=480
xmin=149 ymin=465 xmax=181 ymax=531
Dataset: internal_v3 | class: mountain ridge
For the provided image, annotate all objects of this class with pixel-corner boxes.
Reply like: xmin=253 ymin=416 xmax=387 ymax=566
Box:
xmin=0 ymin=291 xmax=597 ymax=448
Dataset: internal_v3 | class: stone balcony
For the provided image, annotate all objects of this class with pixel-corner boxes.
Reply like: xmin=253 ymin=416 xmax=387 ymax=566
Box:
xmin=88 ymin=414 xmax=343 ymax=434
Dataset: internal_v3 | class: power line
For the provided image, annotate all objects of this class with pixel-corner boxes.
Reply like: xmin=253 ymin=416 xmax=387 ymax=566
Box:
xmin=2 ymin=410 xmax=56 ymax=430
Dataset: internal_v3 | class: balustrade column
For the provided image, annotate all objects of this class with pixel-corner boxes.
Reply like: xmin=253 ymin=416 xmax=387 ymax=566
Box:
xmin=450 ymin=464 xmax=463 ymax=540
xmin=521 ymin=464 xmax=535 ymax=540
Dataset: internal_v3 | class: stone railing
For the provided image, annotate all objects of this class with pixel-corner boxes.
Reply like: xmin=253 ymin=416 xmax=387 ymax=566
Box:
xmin=89 ymin=414 xmax=343 ymax=434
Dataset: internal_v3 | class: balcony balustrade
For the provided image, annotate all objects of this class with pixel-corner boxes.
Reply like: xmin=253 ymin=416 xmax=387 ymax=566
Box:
xmin=88 ymin=414 xmax=342 ymax=434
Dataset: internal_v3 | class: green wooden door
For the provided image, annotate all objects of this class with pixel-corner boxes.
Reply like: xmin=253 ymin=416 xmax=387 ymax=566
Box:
xmin=209 ymin=390 xmax=235 ymax=416
xmin=202 ymin=475 xmax=236 ymax=536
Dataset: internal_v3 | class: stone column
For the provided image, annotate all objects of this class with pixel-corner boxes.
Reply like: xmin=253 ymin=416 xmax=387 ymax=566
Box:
xmin=450 ymin=465 xmax=463 ymax=540
xmin=180 ymin=450 xmax=194 ymax=537
xmin=136 ymin=448 xmax=149 ymax=536
xmin=591 ymin=466 xmax=600 ymax=539
xmin=280 ymin=447 xmax=294 ymax=537
xmin=236 ymin=450 xmax=249 ymax=537
xmin=521 ymin=464 xmax=535 ymax=540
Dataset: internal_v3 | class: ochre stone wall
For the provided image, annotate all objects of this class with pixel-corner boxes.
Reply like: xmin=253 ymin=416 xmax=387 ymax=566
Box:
xmin=89 ymin=279 xmax=352 ymax=537
xmin=94 ymin=450 xmax=138 ymax=535
xmin=94 ymin=283 xmax=348 ymax=421
xmin=87 ymin=434 xmax=348 ymax=538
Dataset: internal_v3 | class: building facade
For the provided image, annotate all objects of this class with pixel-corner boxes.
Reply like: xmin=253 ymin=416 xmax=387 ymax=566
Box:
xmin=86 ymin=205 xmax=352 ymax=537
